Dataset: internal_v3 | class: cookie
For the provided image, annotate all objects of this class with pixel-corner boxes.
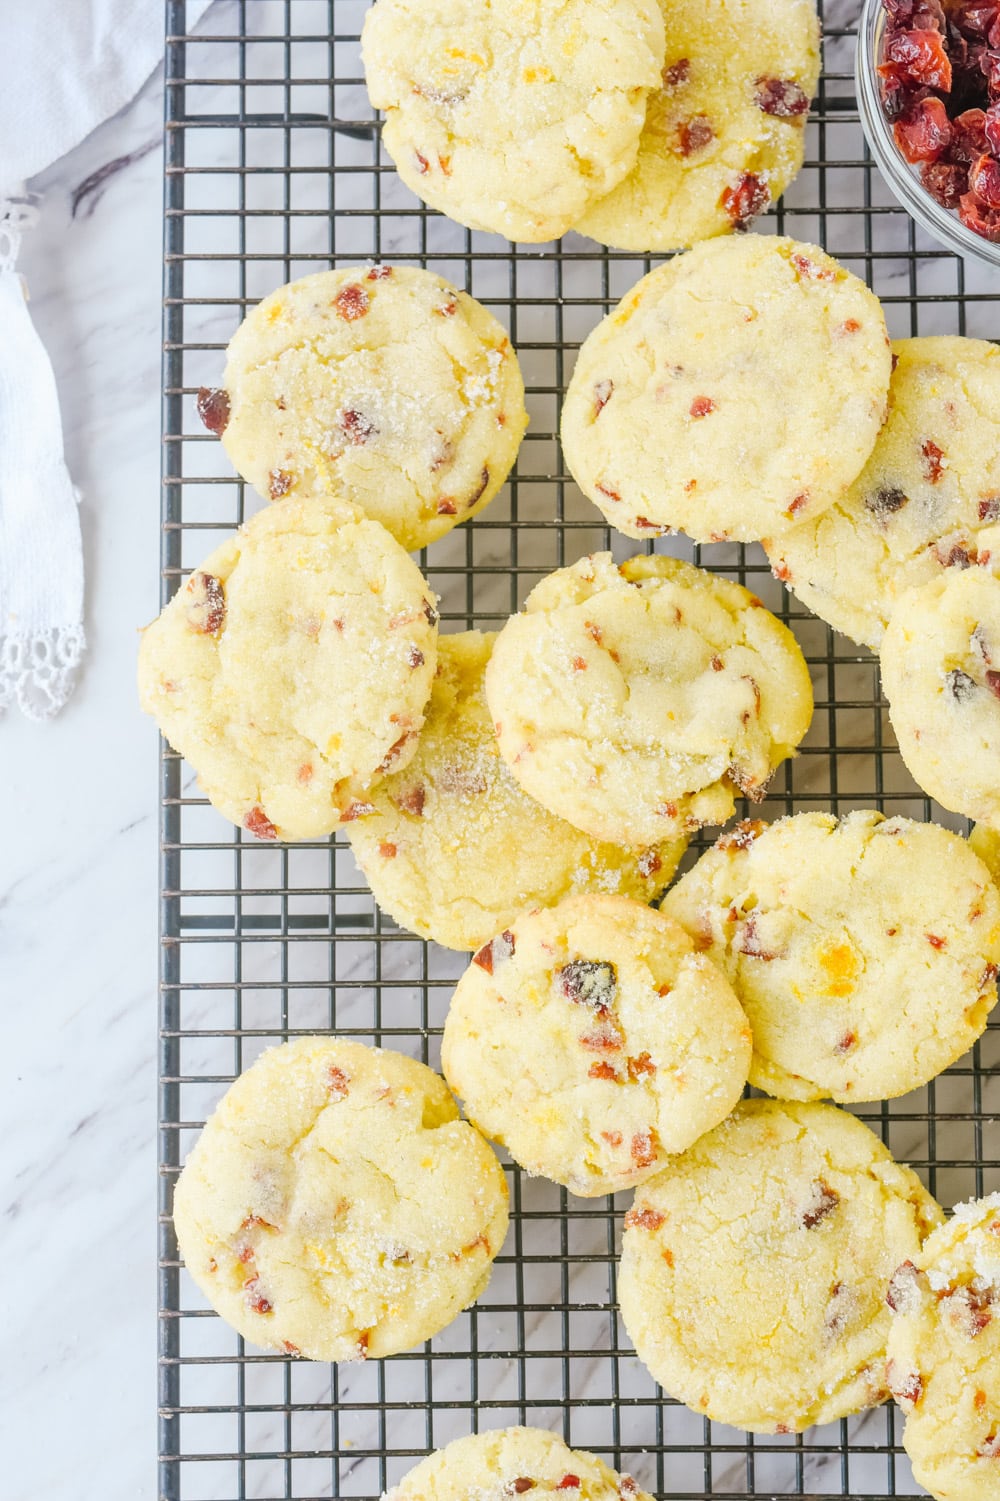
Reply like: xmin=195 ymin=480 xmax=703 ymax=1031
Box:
xmin=204 ymin=266 xmax=528 ymax=553
xmin=137 ymin=494 xmax=438 ymax=841
xmin=361 ymin=0 xmax=665 ymax=243
xmin=662 ymin=811 xmax=1000 ymax=1103
xmin=887 ymin=1194 xmax=1000 ymax=1501
xmin=881 ymin=567 xmax=1000 ymax=828
xmin=576 ymin=0 xmax=820 ymax=252
xmin=618 ymin=1098 xmax=944 ymax=1434
xmin=484 ymin=552 xmax=813 ymax=846
xmin=561 ymin=234 xmax=892 ymax=544
xmin=347 ymin=632 xmax=685 ymax=950
xmin=384 ymin=1428 xmax=653 ymax=1501
xmin=172 ymin=1039 xmax=508 ymax=1362
xmin=764 ymin=337 xmax=1000 ymax=649
xmin=442 ymin=894 xmax=751 ymax=1196
xmin=971 ymin=824 xmax=1000 ymax=888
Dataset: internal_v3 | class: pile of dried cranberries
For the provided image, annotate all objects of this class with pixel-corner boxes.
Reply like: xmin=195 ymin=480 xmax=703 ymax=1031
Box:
xmin=879 ymin=0 xmax=1000 ymax=240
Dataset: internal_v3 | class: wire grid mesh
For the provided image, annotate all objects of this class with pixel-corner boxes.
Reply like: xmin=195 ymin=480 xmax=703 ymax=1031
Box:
xmin=159 ymin=2 xmax=1000 ymax=1498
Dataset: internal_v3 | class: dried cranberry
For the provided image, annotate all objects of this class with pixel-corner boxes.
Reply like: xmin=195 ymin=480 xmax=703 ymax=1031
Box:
xmin=986 ymin=669 xmax=1000 ymax=698
xmin=327 ymin=1065 xmax=350 ymax=1099
xmin=895 ymin=95 xmax=953 ymax=159
xmin=631 ymin=1130 xmax=657 ymax=1169
xmin=717 ymin=819 xmax=766 ymax=851
xmin=943 ymin=1281 xmax=994 ymax=1336
xmin=637 ymin=849 xmax=662 ymax=878
xmin=887 ymin=1360 xmax=924 ymax=1407
xmin=986 ymin=101 xmax=1000 ymax=149
xmin=690 ymin=395 xmax=717 ymax=418
xmin=624 ymin=1206 xmax=665 ymax=1230
xmin=341 ymin=409 xmax=377 ymax=444
xmin=244 ymin=806 xmax=278 ymax=841
xmin=268 ymin=468 xmax=293 ymax=499
xmin=662 ymin=59 xmax=690 ymax=87
xmin=557 ymin=959 xmax=617 ymax=1010
xmin=593 ymin=379 xmax=613 ymax=416
xmin=802 ymin=1180 xmax=840 ymax=1228
xmin=921 ymin=437 xmax=947 ymax=481
xmin=395 ymin=785 xmax=425 ymax=816
xmin=865 ymin=485 xmax=909 ymax=519
xmin=473 ymin=930 xmax=516 ymax=975
xmin=960 ymin=187 xmax=1000 ymax=235
xmin=921 ymin=159 xmax=969 ymax=205
xmin=947 ymin=668 xmax=978 ymax=700
xmin=720 ymin=172 xmax=770 ymax=226
xmin=880 ymin=29 xmax=953 ymax=90
xmin=557 ymin=1477 xmax=581 ymax=1491
xmin=186 ymin=571 xmax=226 ymax=634
xmin=678 ymin=116 xmax=714 ymax=155
xmin=511 ymin=1480 xmax=536 ymax=1494
xmin=886 ymin=1260 xmax=923 ymax=1313
xmin=971 ymin=151 xmax=1000 ymax=203
xmin=755 ymin=77 xmax=810 ymax=116
xmin=196 ymin=386 xmax=230 ymax=435
xmin=952 ymin=4 xmax=1000 ymax=40
xmin=628 ymin=1052 xmax=656 ymax=1080
xmin=334 ymin=284 xmax=370 ymax=321
xmin=950 ymin=108 xmax=990 ymax=161
xmin=737 ymin=913 xmax=779 ymax=960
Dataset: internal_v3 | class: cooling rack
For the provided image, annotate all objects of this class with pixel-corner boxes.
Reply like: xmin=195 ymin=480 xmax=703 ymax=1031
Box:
xmin=159 ymin=2 xmax=1000 ymax=1497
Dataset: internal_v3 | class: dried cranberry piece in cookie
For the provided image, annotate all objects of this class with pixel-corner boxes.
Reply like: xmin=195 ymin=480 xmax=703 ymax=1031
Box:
xmin=196 ymin=386 xmax=230 ymax=435
xmin=755 ymin=77 xmax=810 ymax=116
xmin=865 ymin=484 xmax=909 ymax=520
xmin=186 ymin=571 xmax=226 ymax=635
xmin=557 ymin=959 xmax=618 ymax=1010
xmin=677 ymin=117 xmax=714 ymax=155
xmin=720 ymin=172 xmax=770 ymax=227
xmin=801 ymin=1179 xmax=840 ymax=1228
xmin=472 ymin=930 xmax=516 ymax=975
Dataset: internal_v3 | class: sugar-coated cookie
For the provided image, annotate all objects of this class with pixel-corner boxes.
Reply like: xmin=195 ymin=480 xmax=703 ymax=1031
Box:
xmin=362 ymin=0 xmax=665 ymax=243
xmin=172 ymin=1039 xmax=508 ymax=1362
xmin=561 ymin=235 xmax=892 ymax=544
xmin=383 ymin=1428 xmax=653 ymax=1501
xmin=484 ymin=552 xmax=813 ymax=846
xmin=204 ymin=266 xmax=527 ymax=553
xmin=618 ymin=1099 xmax=943 ymax=1433
xmin=662 ymin=811 xmax=1000 ymax=1103
xmin=137 ymin=495 xmax=438 ymax=840
xmin=577 ymin=0 xmax=819 ymax=251
xmin=764 ymin=338 xmax=1000 ymax=649
xmin=347 ymin=632 xmax=685 ymax=950
xmin=882 ymin=568 xmax=1000 ymax=829
xmin=441 ymin=894 xmax=751 ymax=1196
xmin=887 ymin=1194 xmax=1000 ymax=1501
xmin=971 ymin=824 xmax=1000 ymax=888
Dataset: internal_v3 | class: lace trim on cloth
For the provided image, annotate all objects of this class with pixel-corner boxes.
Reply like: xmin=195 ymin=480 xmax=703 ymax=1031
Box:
xmin=0 ymin=625 xmax=86 ymax=720
xmin=0 ymin=193 xmax=40 ymax=273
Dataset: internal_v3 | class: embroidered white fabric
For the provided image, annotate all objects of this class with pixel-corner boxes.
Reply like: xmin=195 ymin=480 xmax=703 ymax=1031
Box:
xmin=0 ymin=193 xmax=86 ymax=719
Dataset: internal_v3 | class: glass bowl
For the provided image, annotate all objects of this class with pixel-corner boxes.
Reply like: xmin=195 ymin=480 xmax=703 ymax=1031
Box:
xmin=855 ymin=0 xmax=1000 ymax=267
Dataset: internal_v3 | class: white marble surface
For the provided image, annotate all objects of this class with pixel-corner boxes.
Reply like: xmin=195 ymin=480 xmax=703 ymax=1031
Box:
xmin=4 ymin=2 xmax=1000 ymax=1498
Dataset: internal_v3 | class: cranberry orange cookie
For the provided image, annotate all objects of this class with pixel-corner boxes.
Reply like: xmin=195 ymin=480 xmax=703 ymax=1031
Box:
xmin=618 ymin=1099 xmax=943 ymax=1433
xmin=203 ymin=266 xmax=527 ymax=553
xmin=576 ymin=0 xmax=820 ymax=252
xmin=484 ymin=552 xmax=813 ymax=846
xmin=662 ymin=811 xmax=1000 ymax=1103
xmin=383 ymin=1428 xmax=652 ymax=1501
xmin=971 ymin=824 xmax=1000 ymax=888
xmin=137 ymin=495 xmax=438 ymax=841
xmin=361 ymin=0 xmax=665 ymax=243
xmin=173 ymin=1039 xmax=508 ymax=1362
xmin=441 ymin=895 xmax=751 ymax=1196
xmin=347 ymin=632 xmax=685 ymax=951
xmin=882 ymin=568 xmax=1000 ymax=828
xmin=764 ymin=338 xmax=1000 ymax=649
xmin=886 ymin=1195 xmax=1000 ymax=1501
xmin=561 ymin=235 xmax=891 ymax=544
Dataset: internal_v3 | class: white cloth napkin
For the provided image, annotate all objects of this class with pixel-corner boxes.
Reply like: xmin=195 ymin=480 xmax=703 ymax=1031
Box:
xmin=0 ymin=0 xmax=211 ymax=718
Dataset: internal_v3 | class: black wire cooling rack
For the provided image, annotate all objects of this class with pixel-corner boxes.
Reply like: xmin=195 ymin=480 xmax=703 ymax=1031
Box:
xmin=159 ymin=2 xmax=1000 ymax=1498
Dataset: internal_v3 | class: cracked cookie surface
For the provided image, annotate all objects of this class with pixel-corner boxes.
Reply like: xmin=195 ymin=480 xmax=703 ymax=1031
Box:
xmin=213 ymin=266 xmax=527 ymax=553
xmin=347 ymin=632 xmax=685 ymax=950
xmin=576 ymin=0 xmax=819 ymax=251
xmin=484 ymin=552 xmax=813 ymax=846
xmin=887 ymin=1194 xmax=1000 ymax=1501
xmin=383 ymin=1427 xmax=652 ymax=1501
xmin=137 ymin=494 xmax=438 ymax=841
xmin=764 ymin=338 xmax=1000 ymax=649
xmin=662 ymin=810 xmax=1000 ymax=1103
xmin=362 ymin=0 xmax=665 ymax=243
xmin=882 ymin=568 xmax=1000 ymax=828
xmin=441 ymin=893 xmax=751 ymax=1196
xmin=618 ymin=1098 xmax=943 ymax=1433
xmin=561 ymin=234 xmax=891 ymax=544
xmin=172 ymin=1039 xmax=509 ymax=1362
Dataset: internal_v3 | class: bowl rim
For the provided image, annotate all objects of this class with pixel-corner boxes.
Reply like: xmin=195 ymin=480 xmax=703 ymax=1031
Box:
xmin=855 ymin=0 xmax=1000 ymax=268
